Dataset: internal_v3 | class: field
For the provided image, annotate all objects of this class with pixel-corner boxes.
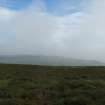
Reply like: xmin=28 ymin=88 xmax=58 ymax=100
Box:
xmin=0 ymin=64 xmax=105 ymax=105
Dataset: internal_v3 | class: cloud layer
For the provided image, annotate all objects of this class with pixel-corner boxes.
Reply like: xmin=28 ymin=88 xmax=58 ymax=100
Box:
xmin=0 ymin=0 xmax=105 ymax=62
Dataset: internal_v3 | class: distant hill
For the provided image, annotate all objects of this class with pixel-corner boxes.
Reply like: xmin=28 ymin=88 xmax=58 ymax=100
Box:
xmin=0 ymin=55 xmax=104 ymax=66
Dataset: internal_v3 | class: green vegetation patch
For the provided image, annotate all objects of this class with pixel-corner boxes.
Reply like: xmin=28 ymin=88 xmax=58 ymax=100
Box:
xmin=0 ymin=80 xmax=11 ymax=89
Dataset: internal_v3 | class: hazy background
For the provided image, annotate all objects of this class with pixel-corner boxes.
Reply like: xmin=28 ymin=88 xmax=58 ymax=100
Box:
xmin=0 ymin=0 xmax=105 ymax=62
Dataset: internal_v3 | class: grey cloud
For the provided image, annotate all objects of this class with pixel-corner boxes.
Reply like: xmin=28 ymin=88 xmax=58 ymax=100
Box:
xmin=0 ymin=0 xmax=105 ymax=62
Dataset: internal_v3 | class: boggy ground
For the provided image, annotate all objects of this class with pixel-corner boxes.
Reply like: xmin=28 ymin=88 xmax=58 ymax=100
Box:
xmin=0 ymin=64 xmax=105 ymax=105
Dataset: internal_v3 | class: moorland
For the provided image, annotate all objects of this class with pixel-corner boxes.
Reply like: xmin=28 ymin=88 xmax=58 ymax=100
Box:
xmin=0 ymin=64 xmax=105 ymax=105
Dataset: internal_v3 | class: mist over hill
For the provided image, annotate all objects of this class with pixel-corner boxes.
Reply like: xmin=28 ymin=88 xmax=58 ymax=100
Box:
xmin=0 ymin=55 xmax=104 ymax=66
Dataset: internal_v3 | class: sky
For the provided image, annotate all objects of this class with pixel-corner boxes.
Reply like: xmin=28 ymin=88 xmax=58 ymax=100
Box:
xmin=0 ymin=0 xmax=105 ymax=62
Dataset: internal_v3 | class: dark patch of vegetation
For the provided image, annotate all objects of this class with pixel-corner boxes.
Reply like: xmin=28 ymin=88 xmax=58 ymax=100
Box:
xmin=0 ymin=64 xmax=105 ymax=105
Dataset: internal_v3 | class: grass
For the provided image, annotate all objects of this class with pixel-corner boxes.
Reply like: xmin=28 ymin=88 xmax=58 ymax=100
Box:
xmin=0 ymin=64 xmax=105 ymax=104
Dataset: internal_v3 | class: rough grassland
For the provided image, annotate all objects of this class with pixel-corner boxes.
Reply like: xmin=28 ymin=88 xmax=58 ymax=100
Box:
xmin=0 ymin=64 xmax=105 ymax=105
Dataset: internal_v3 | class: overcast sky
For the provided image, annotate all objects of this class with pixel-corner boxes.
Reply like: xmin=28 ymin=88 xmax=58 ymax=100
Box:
xmin=0 ymin=0 xmax=105 ymax=62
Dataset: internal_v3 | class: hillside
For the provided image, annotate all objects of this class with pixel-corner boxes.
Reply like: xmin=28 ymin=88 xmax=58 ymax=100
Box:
xmin=0 ymin=55 xmax=104 ymax=66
